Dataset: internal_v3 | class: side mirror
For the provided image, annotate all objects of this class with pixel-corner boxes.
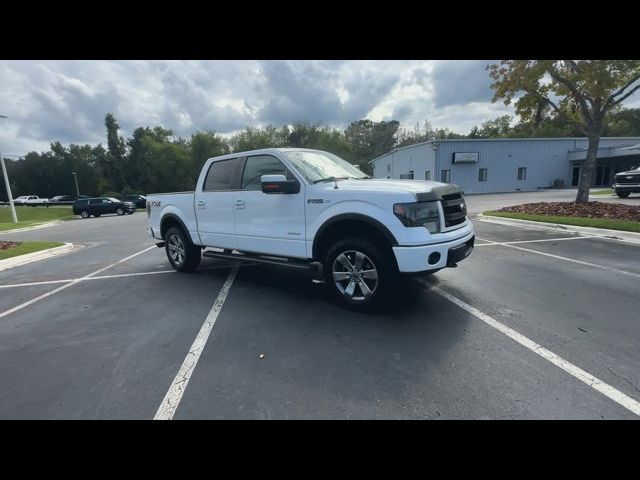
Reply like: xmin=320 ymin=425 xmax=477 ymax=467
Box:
xmin=261 ymin=174 xmax=300 ymax=194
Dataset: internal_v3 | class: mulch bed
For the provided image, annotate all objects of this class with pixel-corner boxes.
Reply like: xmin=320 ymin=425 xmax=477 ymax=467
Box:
xmin=496 ymin=202 xmax=640 ymax=222
xmin=0 ymin=241 xmax=21 ymax=250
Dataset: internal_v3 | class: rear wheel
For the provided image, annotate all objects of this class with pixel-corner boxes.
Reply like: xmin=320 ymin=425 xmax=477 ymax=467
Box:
xmin=617 ymin=192 xmax=630 ymax=198
xmin=116 ymin=207 xmax=124 ymax=215
xmin=165 ymin=226 xmax=201 ymax=272
xmin=81 ymin=210 xmax=90 ymax=219
xmin=323 ymin=236 xmax=396 ymax=312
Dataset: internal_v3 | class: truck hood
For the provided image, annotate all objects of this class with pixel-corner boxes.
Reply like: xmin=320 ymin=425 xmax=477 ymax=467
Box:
xmin=315 ymin=178 xmax=462 ymax=200
xmin=615 ymin=169 xmax=640 ymax=176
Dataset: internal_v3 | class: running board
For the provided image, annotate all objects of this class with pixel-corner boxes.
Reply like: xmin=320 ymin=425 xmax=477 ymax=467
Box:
xmin=202 ymin=249 xmax=323 ymax=274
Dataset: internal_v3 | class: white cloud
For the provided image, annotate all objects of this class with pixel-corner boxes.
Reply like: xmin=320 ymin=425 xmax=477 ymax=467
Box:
xmin=2 ymin=60 xmax=638 ymax=156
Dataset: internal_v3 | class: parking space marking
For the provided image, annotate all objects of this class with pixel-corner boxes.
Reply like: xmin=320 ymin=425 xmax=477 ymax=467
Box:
xmin=0 ymin=245 xmax=156 ymax=320
xmin=475 ymin=236 xmax=591 ymax=246
xmin=428 ymin=284 xmax=640 ymax=417
xmin=476 ymin=238 xmax=640 ymax=278
xmin=154 ymin=266 xmax=239 ymax=420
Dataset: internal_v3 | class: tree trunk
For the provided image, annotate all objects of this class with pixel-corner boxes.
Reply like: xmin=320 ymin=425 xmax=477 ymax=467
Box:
xmin=575 ymin=134 xmax=601 ymax=204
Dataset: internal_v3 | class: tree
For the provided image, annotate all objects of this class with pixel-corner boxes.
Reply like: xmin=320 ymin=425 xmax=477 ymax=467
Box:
xmin=344 ymin=119 xmax=400 ymax=166
xmin=488 ymin=60 xmax=640 ymax=203
xmin=104 ymin=113 xmax=127 ymax=192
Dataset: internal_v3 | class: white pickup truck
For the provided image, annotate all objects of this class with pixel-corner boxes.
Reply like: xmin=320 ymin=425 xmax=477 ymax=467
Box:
xmin=147 ymin=148 xmax=474 ymax=310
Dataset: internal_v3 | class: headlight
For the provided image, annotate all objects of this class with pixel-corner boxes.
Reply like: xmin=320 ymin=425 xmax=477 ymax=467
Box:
xmin=393 ymin=201 xmax=441 ymax=233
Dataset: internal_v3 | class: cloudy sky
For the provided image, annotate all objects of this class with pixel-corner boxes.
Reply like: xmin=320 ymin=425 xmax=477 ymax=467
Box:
xmin=2 ymin=60 xmax=638 ymax=156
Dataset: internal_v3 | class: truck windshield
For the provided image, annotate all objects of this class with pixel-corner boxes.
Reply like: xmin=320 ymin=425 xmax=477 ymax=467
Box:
xmin=282 ymin=150 xmax=368 ymax=184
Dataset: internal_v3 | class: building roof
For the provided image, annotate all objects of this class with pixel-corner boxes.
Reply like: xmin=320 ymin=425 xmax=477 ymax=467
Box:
xmin=368 ymin=137 xmax=640 ymax=164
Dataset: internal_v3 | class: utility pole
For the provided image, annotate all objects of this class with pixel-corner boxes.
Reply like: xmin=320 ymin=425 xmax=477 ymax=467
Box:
xmin=72 ymin=172 xmax=80 ymax=197
xmin=0 ymin=115 xmax=18 ymax=223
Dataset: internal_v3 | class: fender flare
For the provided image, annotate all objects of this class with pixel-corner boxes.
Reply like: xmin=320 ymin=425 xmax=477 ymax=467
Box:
xmin=160 ymin=213 xmax=192 ymax=242
xmin=312 ymin=213 xmax=398 ymax=259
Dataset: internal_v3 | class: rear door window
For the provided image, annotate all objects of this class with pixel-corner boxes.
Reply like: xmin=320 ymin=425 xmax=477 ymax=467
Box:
xmin=204 ymin=158 xmax=237 ymax=191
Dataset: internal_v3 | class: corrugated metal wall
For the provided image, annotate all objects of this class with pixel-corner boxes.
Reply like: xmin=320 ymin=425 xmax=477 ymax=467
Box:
xmin=372 ymin=138 xmax=640 ymax=194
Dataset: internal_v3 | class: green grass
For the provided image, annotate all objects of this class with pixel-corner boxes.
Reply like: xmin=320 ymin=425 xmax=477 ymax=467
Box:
xmin=484 ymin=210 xmax=640 ymax=233
xmin=0 ymin=241 xmax=65 ymax=260
xmin=590 ymin=188 xmax=614 ymax=196
xmin=0 ymin=206 xmax=74 ymax=231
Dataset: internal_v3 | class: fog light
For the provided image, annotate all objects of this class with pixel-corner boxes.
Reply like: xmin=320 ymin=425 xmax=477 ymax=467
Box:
xmin=428 ymin=252 xmax=441 ymax=265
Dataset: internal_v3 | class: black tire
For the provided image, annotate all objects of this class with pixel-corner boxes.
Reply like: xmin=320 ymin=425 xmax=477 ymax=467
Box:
xmin=323 ymin=236 xmax=397 ymax=312
xmin=116 ymin=207 xmax=124 ymax=215
xmin=164 ymin=226 xmax=201 ymax=272
xmin=617 ymin=192 xmax=630 ymax=198
xmin=81 ymin=210 xmax=90 ymax=219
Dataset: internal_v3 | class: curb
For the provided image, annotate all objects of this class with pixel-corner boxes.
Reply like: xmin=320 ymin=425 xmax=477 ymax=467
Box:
xmin=0 ymin=221 xmax=62 ymax=235
xmin=476 ymin=213 xmax=640 ymax=245
xmin=0 ymin=242 xmax=79 ymax=272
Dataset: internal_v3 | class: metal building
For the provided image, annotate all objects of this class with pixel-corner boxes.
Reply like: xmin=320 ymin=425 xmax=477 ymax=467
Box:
xmin=370 ymin=137 xmax=640 ymax=194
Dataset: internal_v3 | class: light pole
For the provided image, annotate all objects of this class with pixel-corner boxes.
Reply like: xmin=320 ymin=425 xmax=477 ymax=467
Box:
xmin=72 ymin=172 xmax=80 ymax=197
xmin=0 ymin=115 xmax=18 ymax=223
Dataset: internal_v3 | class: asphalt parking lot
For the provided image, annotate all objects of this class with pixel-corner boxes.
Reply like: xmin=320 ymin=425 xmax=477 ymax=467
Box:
xmin=0 ymin=193 xmax=639 ymax=419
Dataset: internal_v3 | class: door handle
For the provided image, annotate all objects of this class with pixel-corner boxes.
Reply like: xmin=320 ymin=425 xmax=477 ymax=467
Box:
xmin=235 ymin=199 xmax=245 ymax=209
xmin=197 ymin=200 xmax=206 ymax=208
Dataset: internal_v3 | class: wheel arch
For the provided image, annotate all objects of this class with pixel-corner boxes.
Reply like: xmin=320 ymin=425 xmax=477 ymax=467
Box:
xmin=312 ymin=213 xmax=398 ymax=261
xmin=160 ymin=213 xmax=191 ymax=241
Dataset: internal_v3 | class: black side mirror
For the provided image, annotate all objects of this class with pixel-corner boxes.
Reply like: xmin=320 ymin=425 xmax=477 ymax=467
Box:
xmin=261 ymin=175 xmax=300 ymax=194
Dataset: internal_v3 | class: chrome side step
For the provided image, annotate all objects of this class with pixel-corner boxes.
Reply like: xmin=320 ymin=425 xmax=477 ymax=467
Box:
xmin=202 ymin=249 xmax=322 ymax=275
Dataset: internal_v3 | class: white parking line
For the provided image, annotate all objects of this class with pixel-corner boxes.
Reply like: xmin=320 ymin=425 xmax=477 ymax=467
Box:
xmin=428 ymin=284 xmax=640 ymax=417
xmin=0 ymin=262 xmax=253 ymax=289
xmin=0 ymin=246 xmax=156 ymax=320
xmin=477 ymin=237 xmax=640 ymax=278
xmin=154 ymin=266 xmax=239 ymax=420
xmin=475 ymin=236 xmax=591 ymax=246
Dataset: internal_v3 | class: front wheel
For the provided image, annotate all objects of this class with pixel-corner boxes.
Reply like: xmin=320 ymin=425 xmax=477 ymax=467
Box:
xmin=116 ymin=207 xmax=124 ymax=215
xmin=616 ymin=192 xmax=630 ymax=198
xmin=81 ymin=210 xmax=90 ymax=219
xmin=165 ymin=226 xmax=201 ymax=272
xmin=323 ymin=236 xmax=396 ymax=312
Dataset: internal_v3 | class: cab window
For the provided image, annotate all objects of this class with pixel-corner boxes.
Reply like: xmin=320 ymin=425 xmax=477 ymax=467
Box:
xmin=204 ymin=158 xmax=237 ymax=191
xmin=241 ymin=155 xmax=294 ymax=191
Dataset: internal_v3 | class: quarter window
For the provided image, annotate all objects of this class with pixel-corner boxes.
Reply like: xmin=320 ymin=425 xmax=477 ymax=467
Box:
xmin=241 ymin=155 xmax=293 ymax=190
xmin=204 ymin=158 xmax=237 ymax=191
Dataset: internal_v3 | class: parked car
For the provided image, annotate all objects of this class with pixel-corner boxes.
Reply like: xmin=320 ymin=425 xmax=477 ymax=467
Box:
xmin=122 ymin=194 xmax=147 ymax=209
xmin=147 ymin=148 xmax=474 ymax=311
xmin=13 ymin=195 xmax=49 ymax=206
xmin=50 ymin=195 xmax=76 ymax=204
xmin=73 ymin=197 xmax=136 ymax=218
xmin=612 ymin=166 xmax=640 ymax=198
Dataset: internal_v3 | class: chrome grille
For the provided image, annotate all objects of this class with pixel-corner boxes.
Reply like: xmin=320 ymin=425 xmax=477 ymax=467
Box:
xmin=441 ymin=193 xmax=467 ymax=227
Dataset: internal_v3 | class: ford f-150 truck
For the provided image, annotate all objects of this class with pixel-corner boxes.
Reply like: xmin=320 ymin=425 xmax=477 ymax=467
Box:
xmin=147 ymin=148 xmax=474 ymax=310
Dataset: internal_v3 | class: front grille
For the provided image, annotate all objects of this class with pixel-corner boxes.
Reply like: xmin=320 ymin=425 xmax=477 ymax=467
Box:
xmin=441 ymin=192 xmax=467 ymax=227
xmin=615 ymin=174 xmax=640 ymax=185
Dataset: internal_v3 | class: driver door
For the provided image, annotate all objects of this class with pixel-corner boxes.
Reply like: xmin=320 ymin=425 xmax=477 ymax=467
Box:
xmin=233 ymin=154 xmax=306 ymax=258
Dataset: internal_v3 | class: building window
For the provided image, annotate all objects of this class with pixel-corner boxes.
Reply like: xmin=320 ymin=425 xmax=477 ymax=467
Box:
xmin=399 ymin=171 xmax=414 ymax=180
xmin=441 ymin=170 xmax=451 ymax=183
xmin=425 ymin=170 xmax=431 ymax=181
xmin=517 ymin=167 xmax=527 ymax=181
xmin=409 ymin=170 xmax=414 ymax=179
xmin=386 ymin=164 xmax=391 ymax=173
xmin=478 ymin=168 xmax=487 ymax=182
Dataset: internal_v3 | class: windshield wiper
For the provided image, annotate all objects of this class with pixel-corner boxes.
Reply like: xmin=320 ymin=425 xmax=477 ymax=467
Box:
xmin=313 ymin=176 xmax=349 ymax=184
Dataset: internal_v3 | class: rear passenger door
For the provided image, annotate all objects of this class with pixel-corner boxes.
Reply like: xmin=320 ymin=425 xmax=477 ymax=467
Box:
xmin=194 ymin=158 xmax=239 ymax=250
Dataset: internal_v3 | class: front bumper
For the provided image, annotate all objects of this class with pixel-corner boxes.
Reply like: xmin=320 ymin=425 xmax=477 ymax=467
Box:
xmin=613 ymin=183 xmax=640 ymax=192
xmin=392 ymin=230 xmax=475 ymax=273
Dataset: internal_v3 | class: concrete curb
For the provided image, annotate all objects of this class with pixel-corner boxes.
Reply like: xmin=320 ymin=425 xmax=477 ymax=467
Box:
xmin=0 ymin=242 xmax=79 ymax=272
xmin=0 ymin=221 xmax=62 ymax=235
xmin=476 ymin=213 xmax=640 ymax=245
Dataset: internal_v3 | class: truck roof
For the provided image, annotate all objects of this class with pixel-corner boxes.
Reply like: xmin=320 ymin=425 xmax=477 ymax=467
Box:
xmin=206 ymin=148 xmax=326 ymax=163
